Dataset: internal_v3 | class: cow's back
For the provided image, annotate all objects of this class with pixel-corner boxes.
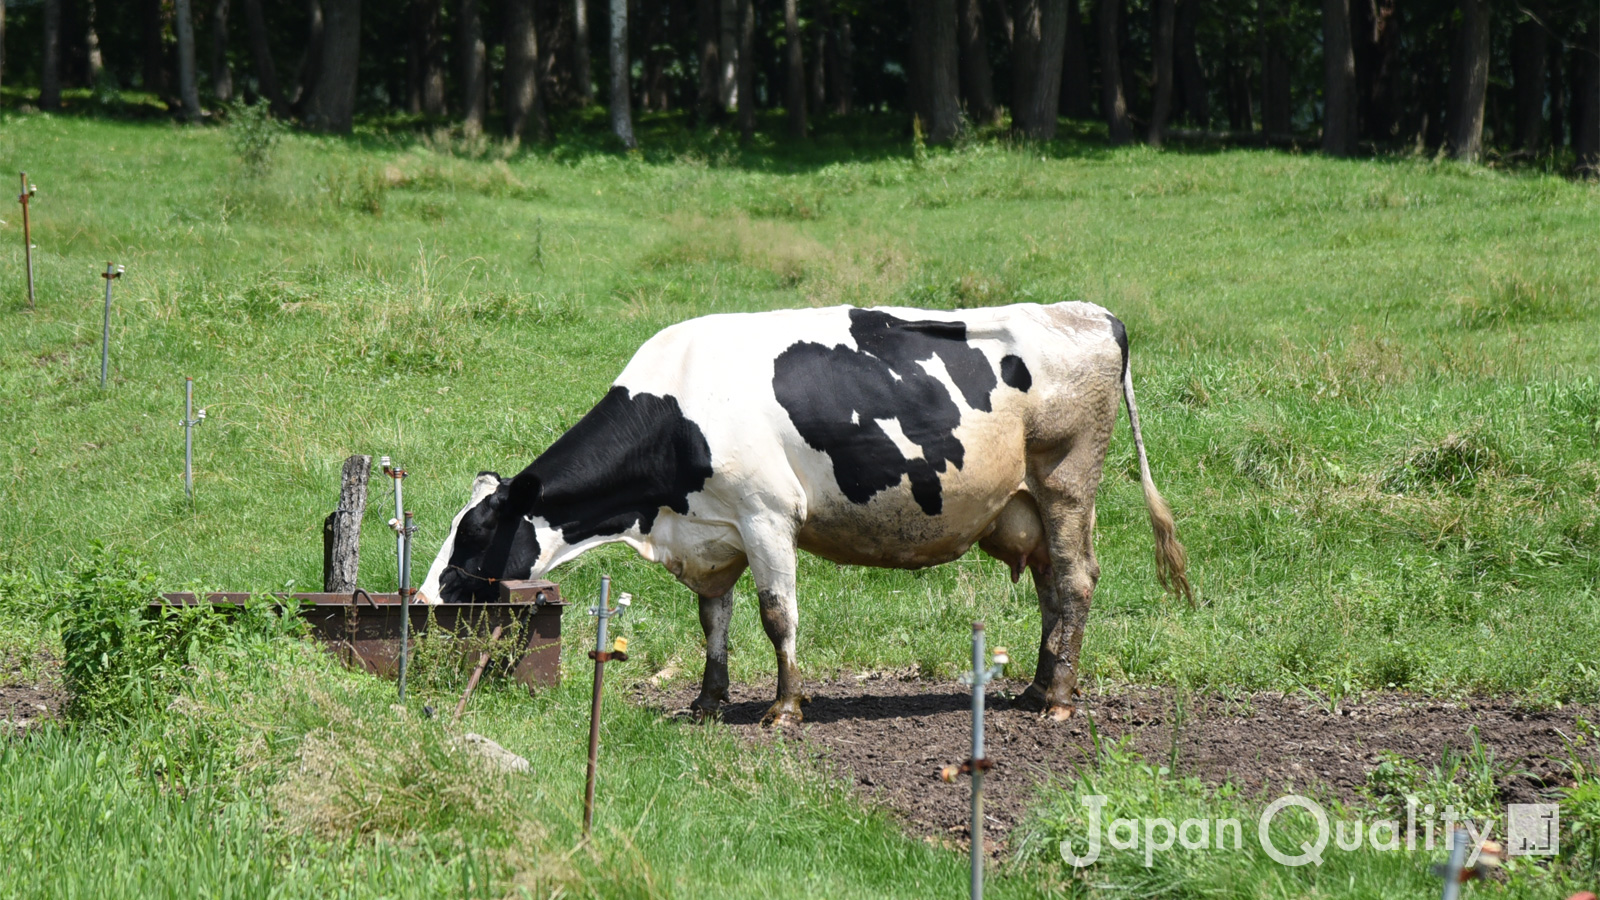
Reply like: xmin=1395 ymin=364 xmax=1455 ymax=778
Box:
xmin=614 ymin=302 xmax=1125 ymax=568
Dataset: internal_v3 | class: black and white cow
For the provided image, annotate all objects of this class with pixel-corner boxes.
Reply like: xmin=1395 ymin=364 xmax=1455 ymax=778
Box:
xmin=418 ymin=302 xmax=1189 ymax=724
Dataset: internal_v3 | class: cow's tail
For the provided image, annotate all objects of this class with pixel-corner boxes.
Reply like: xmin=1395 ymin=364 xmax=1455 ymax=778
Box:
xmin=1120 ymin=360 xmax=1194 ymax=606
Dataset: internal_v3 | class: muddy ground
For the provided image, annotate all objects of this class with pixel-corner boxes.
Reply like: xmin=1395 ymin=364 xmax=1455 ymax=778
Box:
xmin=0 ymin=651 xmax=65 ymax=734
xmin=643 ymin=673 xmax=1596 ymax=847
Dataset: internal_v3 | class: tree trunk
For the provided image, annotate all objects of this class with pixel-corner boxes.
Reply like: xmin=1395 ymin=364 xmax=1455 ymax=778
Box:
xmin=322 ymin=455 xmax=371 ymax=593
xmin=240 ymin=0 xmax=289 ymax=115
xmin=737 ymin=0 xmax=754 ymax=140
xmin=409 ymin=0 xmax=446 ymax=115
xmin=1353 ymin=0 xmax=1398 ymax=140
xmin=1444 ymin=0 xmax=1489 ymax=161
xmin=206 ymin=0 xmax=232 ymax=102
xmin=1322 ymin=0 xmax=1357 ymax=155
xmin=1549 ymin=43 xmax=1566 ymax=148
xmin=459 ymin=0 xmax=485 ymax=134
xmin=303 ymin=0 xmax=359 ymax=132
xmin=784 ymin=0 xmax=806 ymax=137
xmin=86 ymin=0 xmax=104 ymax=82
xmin=1576 ymin=25 xmax=1599 ymax=175
xmin=575 ymin=0 xmax=593 ymax=104
xmin=640 ymin=0 xmax=668 ymax=110
xmin=829 ymin=6 xmax=852 ymax=114
xmin=292 ymin=0 xmax=325 ymax=113
xmin=1061 ymin=0 xmax=1091 ymax=119
xmin=610 ymin=0 xmax=637 ymax=146
xmin=1259 ymin=0 xmax=1289 ymax=135
xmin=1148 ymin=0 xmax=1175 ymax=145
xmin=990 ymin=0 xmax=1013 ymax=48
xmin=1098 ymin=0 xmax=1131 ymax=143
xmin=1511 ymin=5 xmax=1548 ymax=151
xmin=696 ymin=0 xmax=721 ymax=121
xmin=1174 ymin=0 xmax=1207 ymax=126
xmin=143 ymin=0 xmax=171 ymax=99
xmin=908 ymin=0 xmax=960 ymax=142
xmin=811 ymin=0 xmax=827 ymax=117
xmin=175 ymin=0 xmax=202 ymax=119
xmin=721 ymin=0 xmax=741 ymax=110
xmin=957 ymin=0 xmax=997 ymax=125
xmin=0 ymin=1 xmax=6 ymax=99
xmin=1013 ymin=0 xmax=1067 ymax=139
xmin=42 ymin=0 xmax=62 ymax=110
xmin=506 ymin=0 xmax=549 ymax=140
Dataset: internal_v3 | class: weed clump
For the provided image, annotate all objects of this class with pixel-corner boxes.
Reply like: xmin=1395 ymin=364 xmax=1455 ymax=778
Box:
xmin=1455 ymin=272 xmax=1581 ymax=329
xmin=272 ymin=693 xmax=540 ymax=849
xmin=1380 ymin=433 xmax=1503 ymax=495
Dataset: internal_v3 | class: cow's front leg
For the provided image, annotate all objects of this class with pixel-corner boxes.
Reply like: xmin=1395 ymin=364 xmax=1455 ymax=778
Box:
xmin=691 ymin=589 xmax=735 ymax=720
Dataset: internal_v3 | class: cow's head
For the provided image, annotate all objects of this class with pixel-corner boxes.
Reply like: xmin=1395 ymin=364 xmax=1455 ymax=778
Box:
xmin=417 ymin=471 xmax=543 ymax=604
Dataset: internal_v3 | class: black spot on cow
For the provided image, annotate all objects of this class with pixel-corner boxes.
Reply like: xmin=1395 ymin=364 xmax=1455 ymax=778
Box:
xmin=1000 ymin=354 xmax=1032 ymax=392
xmin=1106 ymin=314 xmax=1129 ymax=378
xmin=441 ymin=388 xmax=714 ymax=601
xmin=772 ymin=308 xmax=1003 ymax=516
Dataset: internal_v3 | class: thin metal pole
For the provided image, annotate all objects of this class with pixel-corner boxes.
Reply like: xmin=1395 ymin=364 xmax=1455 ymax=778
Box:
xmin=399 ymin=509 xmax=415 ymax=704
xmin=185 ymin=378 xmax=194 ymax=499
xmin=382 ymin=456 xmax=411 ymax=704
xmin=971 ymin=623 xmax=986 ymax=900
xmin=943 ymin=623 xmax=1004 ymax=900
xmin=99 ymin=263 xmax=121 ymax=387
xmin=19 ymin=174 xmax=36 ymax=309
xmin=1440 ymin=828 xmax=1468 ymax=900
xmin=180 ymin=378 xmax=206 ymax=503
xmin=583 ymin=574 xmax=613 ymax=838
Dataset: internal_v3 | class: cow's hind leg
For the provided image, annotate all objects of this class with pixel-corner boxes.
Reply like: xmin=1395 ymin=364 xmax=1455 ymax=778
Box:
xmin=1019 ymin=448 xmax=1107 ymax=721
xmin=690 ymin=588 xmax=736 ymax=720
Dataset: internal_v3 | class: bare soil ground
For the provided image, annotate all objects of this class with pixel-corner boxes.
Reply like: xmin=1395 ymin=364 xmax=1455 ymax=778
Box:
xmin=0 ymin=651 xmax=65 ymax=734
xmin=642 ymin=673 xmax=1596 ymax=846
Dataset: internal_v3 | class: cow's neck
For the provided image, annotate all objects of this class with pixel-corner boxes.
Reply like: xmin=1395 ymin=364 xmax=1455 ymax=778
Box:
xmin=521 ymin=510 xmax=642 ymax=578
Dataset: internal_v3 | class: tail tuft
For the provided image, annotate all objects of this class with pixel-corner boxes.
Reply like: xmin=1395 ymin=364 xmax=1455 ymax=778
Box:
xmin=1121 ymin=358 xmax=1194 ymax=606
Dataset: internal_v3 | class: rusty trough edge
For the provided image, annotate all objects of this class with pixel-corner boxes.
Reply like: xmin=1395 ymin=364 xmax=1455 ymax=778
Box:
xmin=153 ymin=579 xmax=569 ymax=691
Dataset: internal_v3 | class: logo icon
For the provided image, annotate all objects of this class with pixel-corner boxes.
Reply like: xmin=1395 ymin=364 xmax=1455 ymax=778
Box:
xmin=1506 ymin=804 xmax=1559 ymax=857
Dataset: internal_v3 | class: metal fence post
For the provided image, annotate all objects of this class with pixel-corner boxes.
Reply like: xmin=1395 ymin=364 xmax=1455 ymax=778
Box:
xmin=942 ymin=623 xmax=1008 ymax=900
xmin=19 ymin=174 xmax=37 ymax=309
xmin=99 ymin=263 xmax=122 ymax=387
xmin=181 ymin=377 xmax=206 ymax=502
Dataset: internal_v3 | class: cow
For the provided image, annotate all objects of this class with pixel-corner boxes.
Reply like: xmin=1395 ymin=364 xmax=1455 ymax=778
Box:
xmin=418 ymin=301 xmax=1190 ymax=725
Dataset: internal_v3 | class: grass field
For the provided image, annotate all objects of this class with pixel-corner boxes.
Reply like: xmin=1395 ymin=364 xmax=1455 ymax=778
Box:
xmin=2 ymin=109 xmax=1599 ymax=897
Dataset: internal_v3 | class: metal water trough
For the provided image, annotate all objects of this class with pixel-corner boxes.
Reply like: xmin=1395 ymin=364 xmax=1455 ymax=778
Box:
xmin=155 ymin=579 xmax=567 ymax=690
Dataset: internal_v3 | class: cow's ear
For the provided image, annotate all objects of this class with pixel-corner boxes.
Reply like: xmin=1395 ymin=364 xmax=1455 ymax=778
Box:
xmin=506 ymin=472 xmax=541 ymax=508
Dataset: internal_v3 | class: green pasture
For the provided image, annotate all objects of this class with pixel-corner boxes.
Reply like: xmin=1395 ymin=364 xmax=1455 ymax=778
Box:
xmin=1 ymin=110 xmax=1598 ymax=897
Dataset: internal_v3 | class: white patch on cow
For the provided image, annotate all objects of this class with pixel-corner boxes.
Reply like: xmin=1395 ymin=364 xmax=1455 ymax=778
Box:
xmin=417 ymin=473 xmax=503 ymax=605
xmin=874 ymin=417 xmax=925 ymax=461
xmin=915 ymin=353 xmax=975 ymax=414
xmin=850 ymin=410 xmax=860 ymax=425
xmin=888 ymin=368 xmax=903 ymax=382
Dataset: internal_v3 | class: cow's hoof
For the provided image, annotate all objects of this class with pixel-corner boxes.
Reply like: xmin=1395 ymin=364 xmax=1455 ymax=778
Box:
xmin=1044 ymin=703 xmax=1076 ymax=722
xmin=760 ymin=704 xmax=803 ymax=728
xmin=690 ymin=704 xmax=722 ymax=723
xmin=1015 ymin=684 xmax=1076 ymax=721
xmin=1013 ymin=683 xmax=1050 ymax=710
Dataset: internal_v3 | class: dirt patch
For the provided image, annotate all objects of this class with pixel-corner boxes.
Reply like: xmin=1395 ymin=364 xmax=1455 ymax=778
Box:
xmin=642 ymin=675 xmax=1595 ymax=847
xmin=1 ymin=651 xmax=66 ymax=733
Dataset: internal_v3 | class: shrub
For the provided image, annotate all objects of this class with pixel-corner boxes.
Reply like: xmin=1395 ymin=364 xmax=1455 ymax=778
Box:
xmin=227 ymin=101 xmax=286 ymax=177
xmin=56 ymin=545 xmax=298 ymax=723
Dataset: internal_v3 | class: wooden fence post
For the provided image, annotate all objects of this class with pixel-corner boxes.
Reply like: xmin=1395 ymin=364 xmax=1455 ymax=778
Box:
xmin=323 ymin=454 xmax=372 ymax=592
